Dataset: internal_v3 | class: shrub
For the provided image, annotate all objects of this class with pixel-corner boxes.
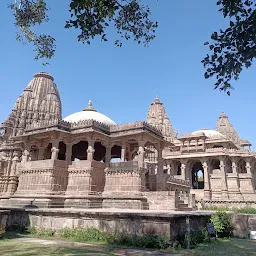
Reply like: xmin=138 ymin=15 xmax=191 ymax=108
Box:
xmin=28 ymin=227 xmax=55 ymax=237
xmin=0 ymin=227 xmax=5 ymax=239
xmin=59 ymin=227 xmax=169 ymax=249
xmin=210 ymin=211 xmax=232 ymax=237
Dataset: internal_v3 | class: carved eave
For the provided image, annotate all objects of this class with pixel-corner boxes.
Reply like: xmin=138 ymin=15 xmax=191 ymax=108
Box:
xmin=179 ymin=133 xmax=207 ymax=141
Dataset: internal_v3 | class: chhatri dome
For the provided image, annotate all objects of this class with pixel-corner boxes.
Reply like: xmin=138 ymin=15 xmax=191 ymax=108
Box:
xmin=191 ymin=128 xmax=225 ymax=139
xmin=64 ymin=100 xmax=116 ymax=126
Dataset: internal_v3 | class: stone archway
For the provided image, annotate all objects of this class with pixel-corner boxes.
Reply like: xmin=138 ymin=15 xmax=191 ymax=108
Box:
xmin=191 ymin=161 xmax=204 ymax=189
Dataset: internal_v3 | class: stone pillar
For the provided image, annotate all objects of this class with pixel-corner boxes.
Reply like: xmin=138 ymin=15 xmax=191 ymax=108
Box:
xmin=51 ymin=140 xmax=59 ymax=160
xmin=121 ymin=142 xmax=126 ymax=162
xmin=202 ymin=158 xmax=211 ymax=200
xmin=38 ymin=146 xmax=45 ymax=160
xmin=105 ymin=145 xmax=112 ymax=165
xmin=87 ymin=140 xmax=95 ymax=162
xmin=180 ymin=159 xmax=186 ymax=180
xmin=10 ymin=151 xmax=20 ymax=176
xmin=157 ymin=146 xmax=164 ymax=174
xmin=231 ymin=158 xmax=238 ymax=174
xmin=219 ymin=157 xmax=229 ymax=199
xmin=65 ymin=143 xmax=73 ymax=164
xmin=246 ymin=160 xmax=252 ymax=174
xmin=22 ymin=144 xmax=30 ymax=164
xmin=138 ymin=141 xmax=146 ymax=168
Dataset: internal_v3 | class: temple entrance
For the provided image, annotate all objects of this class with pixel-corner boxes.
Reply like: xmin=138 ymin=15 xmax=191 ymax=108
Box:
xmin=192 ymin=162 xmax=204 ymax=189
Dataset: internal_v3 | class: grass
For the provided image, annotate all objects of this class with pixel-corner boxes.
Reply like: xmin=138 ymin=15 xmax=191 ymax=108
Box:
xmin=179 ymin=238 xmax=256 ymax=256
xmin=0 ymin=239 xmax=114 ymax=256
xmin=1 ymin=231 xmax=256 ymax=256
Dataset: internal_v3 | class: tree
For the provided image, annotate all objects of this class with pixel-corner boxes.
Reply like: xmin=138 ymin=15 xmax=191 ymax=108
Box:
xmin=9 ymin=1 xmax=256 ymax=93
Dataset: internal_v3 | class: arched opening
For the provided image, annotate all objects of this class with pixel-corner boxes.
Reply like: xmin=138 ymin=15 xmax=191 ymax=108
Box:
xmin=71 ymin=141 xmax=88 ymax=161
xmin=93 ymin=142 xmax=106 ymax=162
xmin=192 ymin=161 xmax=204 ymax=189
xmin=110 ymin=145 xmax=121 ymax=162
xmin=238 ymin=159 xmax=246 ymax=173
xmin=44 ymin=143 xmax=52 ymax=160
xmin=58 ymin=141 xmax=66 ymax=160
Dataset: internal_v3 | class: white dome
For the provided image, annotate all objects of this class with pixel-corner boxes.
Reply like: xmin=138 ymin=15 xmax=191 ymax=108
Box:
xmin=64 ymin=101 xmax=116 ymax=126
xmin=191 ymin=129 xmax=225 ymax=139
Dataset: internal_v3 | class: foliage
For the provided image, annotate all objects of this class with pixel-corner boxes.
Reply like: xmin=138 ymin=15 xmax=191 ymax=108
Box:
xmin=202 ymin=206 xmax=256 ymax=214
xmin=210 ymin=211 xmax=232 ymax=237
xmin=59 ymin=227 xmax=169 ymax=249
xmin=202 ymin=0 xmax=256 ymax=94
xmin=27 ymin=227 xmax=55 ymax=237
xmin=0 ymin=227 xmax=6 ymax=238
xmin=173 ymin=228 xmax=209 ymax=249
xmin=9 ymin=0 xmax=55 ymax=64
xmin=9 ymin=0 xmax=157 ymax=62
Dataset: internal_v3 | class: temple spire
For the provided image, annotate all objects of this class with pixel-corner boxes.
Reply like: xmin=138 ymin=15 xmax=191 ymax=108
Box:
xmin=147 ymin=97 xmax=178 ymax=141
xmin=216 ymin=111 xmax=251 ymax=147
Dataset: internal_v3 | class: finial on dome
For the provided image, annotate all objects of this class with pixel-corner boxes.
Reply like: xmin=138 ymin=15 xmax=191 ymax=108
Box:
xmin=83 ymin=100 xmax=96 ymax=112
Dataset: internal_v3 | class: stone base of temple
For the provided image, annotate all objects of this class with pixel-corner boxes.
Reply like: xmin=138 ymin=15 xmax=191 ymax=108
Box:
xmin=64 ymin=196 xmax=103 ymax=208
xmin=102 ymin=196 xmax=147 ymax=210
xmin=228 ymin=191 xmax=244 ymax=200
xmin=0 ymin=196 xmax=66 ymax=208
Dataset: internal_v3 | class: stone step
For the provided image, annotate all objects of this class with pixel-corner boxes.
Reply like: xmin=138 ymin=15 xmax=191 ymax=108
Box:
xmin=179 ymin=207 xmax=193 ymax=211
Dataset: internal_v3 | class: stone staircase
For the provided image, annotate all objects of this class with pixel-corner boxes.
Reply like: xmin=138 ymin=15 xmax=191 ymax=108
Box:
xmin=178 ymin=199 xmax=193 ymax=211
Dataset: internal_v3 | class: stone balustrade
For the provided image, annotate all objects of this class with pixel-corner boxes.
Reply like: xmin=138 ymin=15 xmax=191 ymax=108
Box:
xmin=167 ymin=175 xmax=190 ymax=186
xmin=110 ymin=121 xmax=163 ymax=137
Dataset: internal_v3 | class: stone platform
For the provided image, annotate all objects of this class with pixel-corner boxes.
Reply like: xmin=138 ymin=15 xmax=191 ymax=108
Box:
xmin=2 ymin=207 xmax=212 ymax=241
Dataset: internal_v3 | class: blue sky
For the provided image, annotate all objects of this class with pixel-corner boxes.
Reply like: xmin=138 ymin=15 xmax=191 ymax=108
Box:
xmin=0 ymin=0 xmax=255 ymax=148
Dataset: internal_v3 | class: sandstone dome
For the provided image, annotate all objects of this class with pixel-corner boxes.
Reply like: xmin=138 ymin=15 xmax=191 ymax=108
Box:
xmin=191 ymin=129 xmax=225 ymax=139
xmin=64 ymin=101 xmax=116 ymax=126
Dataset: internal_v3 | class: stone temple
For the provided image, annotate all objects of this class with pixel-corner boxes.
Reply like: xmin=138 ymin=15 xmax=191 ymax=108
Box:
xmin=0 ymin=72 xmax=255 ymax=210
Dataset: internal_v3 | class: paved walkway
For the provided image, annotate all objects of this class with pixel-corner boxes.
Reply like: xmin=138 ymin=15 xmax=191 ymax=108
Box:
xmin=14 ymin=237 xmax=185 ymax=256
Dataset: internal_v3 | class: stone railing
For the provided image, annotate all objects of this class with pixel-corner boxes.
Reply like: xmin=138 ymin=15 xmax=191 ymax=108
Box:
xmin=110 ymin=121 xmax=163 ymax=137
xmin=71 ymin=119 xmax=110 ymax=132
xmin=206 ymin=147 xmax=253 ymax=155
xmin=110 ymin=161 xmax=138 ymax=169
xmin=167 ymin=175 xmax=190 ymax=186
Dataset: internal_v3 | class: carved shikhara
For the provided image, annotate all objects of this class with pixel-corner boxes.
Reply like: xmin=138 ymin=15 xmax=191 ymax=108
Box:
xmin=0 ymin=73 xmax=255 ymax=210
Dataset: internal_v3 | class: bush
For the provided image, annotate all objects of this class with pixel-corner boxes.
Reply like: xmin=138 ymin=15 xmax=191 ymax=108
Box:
xmin=0 ymin=227 xmax=5 ymax=239
xmin=201 ymin=206 xmax=256 ymax=214
xmin=28 ymin=227 xmax=55 ymax=237
xmin=59 ymin=227 xmax=169 ymax=249
xmin=172 ymin=228 xmax=209 ymax=249
xmin=211 ymin=211 xmax=232 ymax=237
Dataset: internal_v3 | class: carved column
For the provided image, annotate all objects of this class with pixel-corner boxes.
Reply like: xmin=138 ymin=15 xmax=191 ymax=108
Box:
xmin=219 ymin=156 xmax=229 ymax=199
xmin=105 ymin=145 xmax=112 ymax=165
xmin=22 ymin=144 xmax=30 ymax=164
xmin=246 ymin=158 xmax=252 ymax=174
xmin=180 ymin=159 xmax=187 ymax=181
xmin=38 ymin=146 xmax=45 ymax=160
xmin=138 ymin=141 xmax=146 ymax=168
xmin=231 ymin=157 xmax=238 ymax=174
xmin=65 ymin=143 xmax=73 ymax=164
xmin=51 ymin=140 xmax=59 ymax=160
xmin=87 ymin=139 xmax=95 ymax=162
xmin=156 ymin=142 xmax=165 ymax=175
xmin=202 ymin=158 xmax=211 ymax=200
xmin=121 ymin=141 xmax=126 ymax=162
